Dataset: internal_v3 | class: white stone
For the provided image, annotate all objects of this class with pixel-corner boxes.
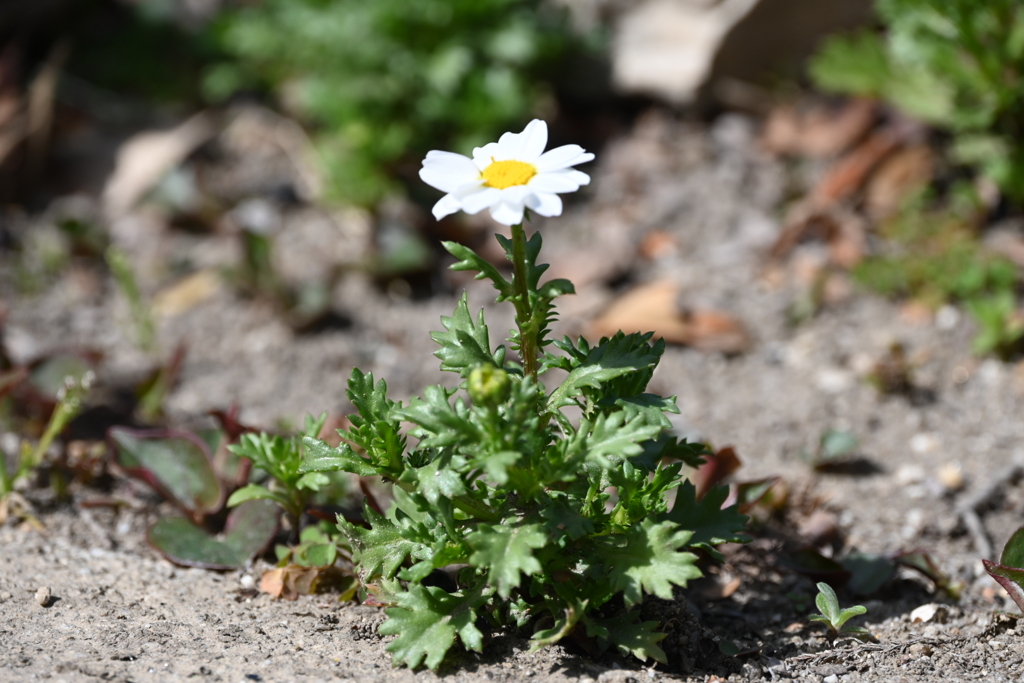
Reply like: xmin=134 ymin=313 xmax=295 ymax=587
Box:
xmin=909 ymin=433 xmax=939 ymax=454
xmin=936 ymin=305 xmax=960 ymax=330
xmin=612 ymin=0 xmax=873 ymax=103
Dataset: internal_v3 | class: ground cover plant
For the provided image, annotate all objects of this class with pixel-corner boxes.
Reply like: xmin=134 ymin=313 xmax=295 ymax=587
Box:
xmin=808 ymin=0 xmax=1024 ymax=357
xmin=851 ymin=191 xmax=1023 ymax=357
xmin=811 ymin=0 xmax=1024 ymax=201
xmin=291 ymin=120 xmax=749 ymax=669
xmin=808 ymin=582 xmax=870 ymax=641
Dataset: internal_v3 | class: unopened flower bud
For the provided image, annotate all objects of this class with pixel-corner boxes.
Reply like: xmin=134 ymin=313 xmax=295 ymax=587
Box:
xmin=468 ymin=364 xmax=510 ymax=407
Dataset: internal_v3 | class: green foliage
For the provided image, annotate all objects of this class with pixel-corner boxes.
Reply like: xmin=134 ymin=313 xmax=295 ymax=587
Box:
xmin=275 ymin=523 xmax=339 ymax=568
xmin=227 ymin=413 xmax=330 ymax=533
xmin=303 ymin=231 xmax=749 ymax=670
xmin=985 ymin=526 xmax=1024 ymax=614
xmin=853 ymin=192 xmax=1022 ymax=357
xmin=808 ymin=582 xmax=871 ymax=639
xmin=106 ymin=246 xmax=156 ymax=354
xmin=811 ymin=0 xmax=1024 ymax=200
xmin=1 ymin=372 xmax=93 ymax=503
xmin=207 ymin=0 xmax=587 ymax=205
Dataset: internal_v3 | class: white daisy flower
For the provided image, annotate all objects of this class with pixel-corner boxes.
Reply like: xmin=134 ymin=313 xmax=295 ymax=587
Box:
xmin=419 ymin=119 xmax=595 ymax=226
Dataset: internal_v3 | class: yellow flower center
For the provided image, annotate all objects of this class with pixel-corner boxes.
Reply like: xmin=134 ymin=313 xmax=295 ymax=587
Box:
xmin=481 ymin=159 xmax=536 ymax=189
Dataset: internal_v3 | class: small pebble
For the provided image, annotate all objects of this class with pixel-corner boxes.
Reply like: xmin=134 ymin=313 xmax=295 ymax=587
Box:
xmin=823 ymin=675 xmax=839 ymax=683
xmin=240 ymin=575 xmax=256 ymax=590
xmin=936 ymin=305 xmax=959 ymax=331
xmin=35 ymin=586 xmax=52 ymax=607
xmin=0 ymin=591 xmax=11 ymax=602
xmin=937 ymin=462 xmax=965 ymax=492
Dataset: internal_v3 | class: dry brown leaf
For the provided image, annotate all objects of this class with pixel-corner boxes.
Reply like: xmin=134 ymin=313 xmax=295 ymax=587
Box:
xmin=772 ymin=208 xmax=866 ymax=269
xmin=637 ymin=230 xmax=679 ymax=260
xmin=259 ymin=567 xmax=287 ymax=598
xmin=587 ymin=279 xmax=752 ymax=354
xmin=152 ymin=269 xmax=222 ymax=318
xmin=864 ymin=145 xmax=934 ymax=219
xmin=762 ymin=98 xmax=877 ymax=158
xmin=102 ymin=112 xmax=218 ymax=218
xmin=812 ymin=130 xmax=901 ymax=206
xmin=260 ymin=565 xmax=322 ymax=601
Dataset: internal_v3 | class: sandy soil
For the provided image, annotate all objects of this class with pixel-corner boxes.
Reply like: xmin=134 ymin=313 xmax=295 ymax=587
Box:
xmin=4 ymin=108 xmax=1024 ymax=681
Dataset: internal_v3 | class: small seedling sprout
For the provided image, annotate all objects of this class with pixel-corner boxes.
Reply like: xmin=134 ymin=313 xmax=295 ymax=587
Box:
xmin=809 ymin=581 xmax=870 ymax=641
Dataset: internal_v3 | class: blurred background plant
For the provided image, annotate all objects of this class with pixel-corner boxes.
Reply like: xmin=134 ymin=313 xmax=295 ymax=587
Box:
xmin=852 ymin=187 xmax=1024 ymax=357
xmin=811 ymin=0 xmax=1024 ymax=202
xmin=203 ymin=0 xmax=595 ymax=206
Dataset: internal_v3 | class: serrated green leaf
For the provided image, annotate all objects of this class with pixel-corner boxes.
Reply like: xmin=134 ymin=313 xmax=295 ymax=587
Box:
xmin=597 ymin=611 xmax=668 ymax=664
xmin=572 ymin=411 xmax=663 ymax=468
xmin=400 ymin=452 xmax=468 ymax=505
xmin=430 ymin=293 xmax=506 ymax=376
xmin=598 ymin=518 xmax=702 ymax=607
xmin=530 ymin=590 xmax=587 ymax=649
xmin=299 ymin=437 xmax=382 ymax=477
xmin=296 ymin=471 xmax=329 ymax=491
xmin=467 ymin=522 xmax=547 ymax=598
xmin=547 ymin=333 xmax=663 ymax=410
xmin=473 ymin=449 xmax=520 ymax=486
xmin=398 ymin=385 xmax=480 ymax=448
xmin=443 ymin=241 xmax=513 ymax=299
xmin=337 ymin=506 xmax=428 ymax=581
xmin=662 ymin=481 xmax=749 ymax=560
xmin=538 ymin=278 xmax=575 ymax=298
xmin=378 ymin=584 xmax=486 ymax=670
xmin=539 ymin=492 xmax=594 ymax=540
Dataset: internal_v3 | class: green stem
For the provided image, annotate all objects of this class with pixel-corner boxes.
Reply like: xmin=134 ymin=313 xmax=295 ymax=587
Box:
xmin=510 ymin=223 xmax=538 ymax=379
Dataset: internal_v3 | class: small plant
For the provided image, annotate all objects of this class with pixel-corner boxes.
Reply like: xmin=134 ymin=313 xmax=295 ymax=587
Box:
xmin=811 ymin=0 xmax=1024 ymax=201
xmin=0 ymin=371 xmax=93 ymax=523
xmin=107 ymin=245 xmax=157 ymax=354
xmin=226 ymin=413 xmax=331 ymax=538
xmin=984 ymin=526 xmax=1024 ymax=613
xmin=853 ymin=191 xmax=1021 ymax=357
xmin=110 ymin=426 xmax=279 ymax=569
xmin=299 ymin=120 xmax=749 ymax=669
xmin=809 ymin=582 xmax=870 ymax=640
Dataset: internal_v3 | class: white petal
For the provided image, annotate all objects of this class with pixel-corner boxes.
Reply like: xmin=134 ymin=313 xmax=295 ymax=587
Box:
xmin=460 ymin=187 xmax=503 ymax=215
xmin=432 ymin=193 xmax=463 ymax=220
xmin=496 ymin=119 xmax=548 ymax=161
xmin=472 ymin=142 xmax=503 ymax=169
xmin=420 ymin=151 xmax=481 ymax=193
xmin=535 ymin=145 xmax=594 ymax=173
xmin=498 ymin=185 xmax=533 ymax=204
xmin=529 ymin=172 xmax=583 ymax=193
xmin=525 ymin=192 xmax=562 ymax=217
xmin=490 ymin=200 xmax=525 ymax=226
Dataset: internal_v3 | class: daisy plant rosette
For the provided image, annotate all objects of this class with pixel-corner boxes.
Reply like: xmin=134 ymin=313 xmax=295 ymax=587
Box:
xmin=300 ymin=119 xmax=747 ymax=671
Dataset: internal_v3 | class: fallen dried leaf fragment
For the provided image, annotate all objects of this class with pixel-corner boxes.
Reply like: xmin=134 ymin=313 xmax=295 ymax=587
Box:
xmin=260 ymin=564 xmax=354 ymax=601
xmin=152 ymin=269 xmax=222 ymax=318
xmin=863 ymin=145 xmax=934 ymax=219
xmin=587 ymin=280 xmax=751 ymax=354
xmin=103 ymin=112 xmax=218 ymax=218
xmin=812 ymin=130 xmax=901 ymax=206
xmin=762 ymin=98 xmax=877 ymax=158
